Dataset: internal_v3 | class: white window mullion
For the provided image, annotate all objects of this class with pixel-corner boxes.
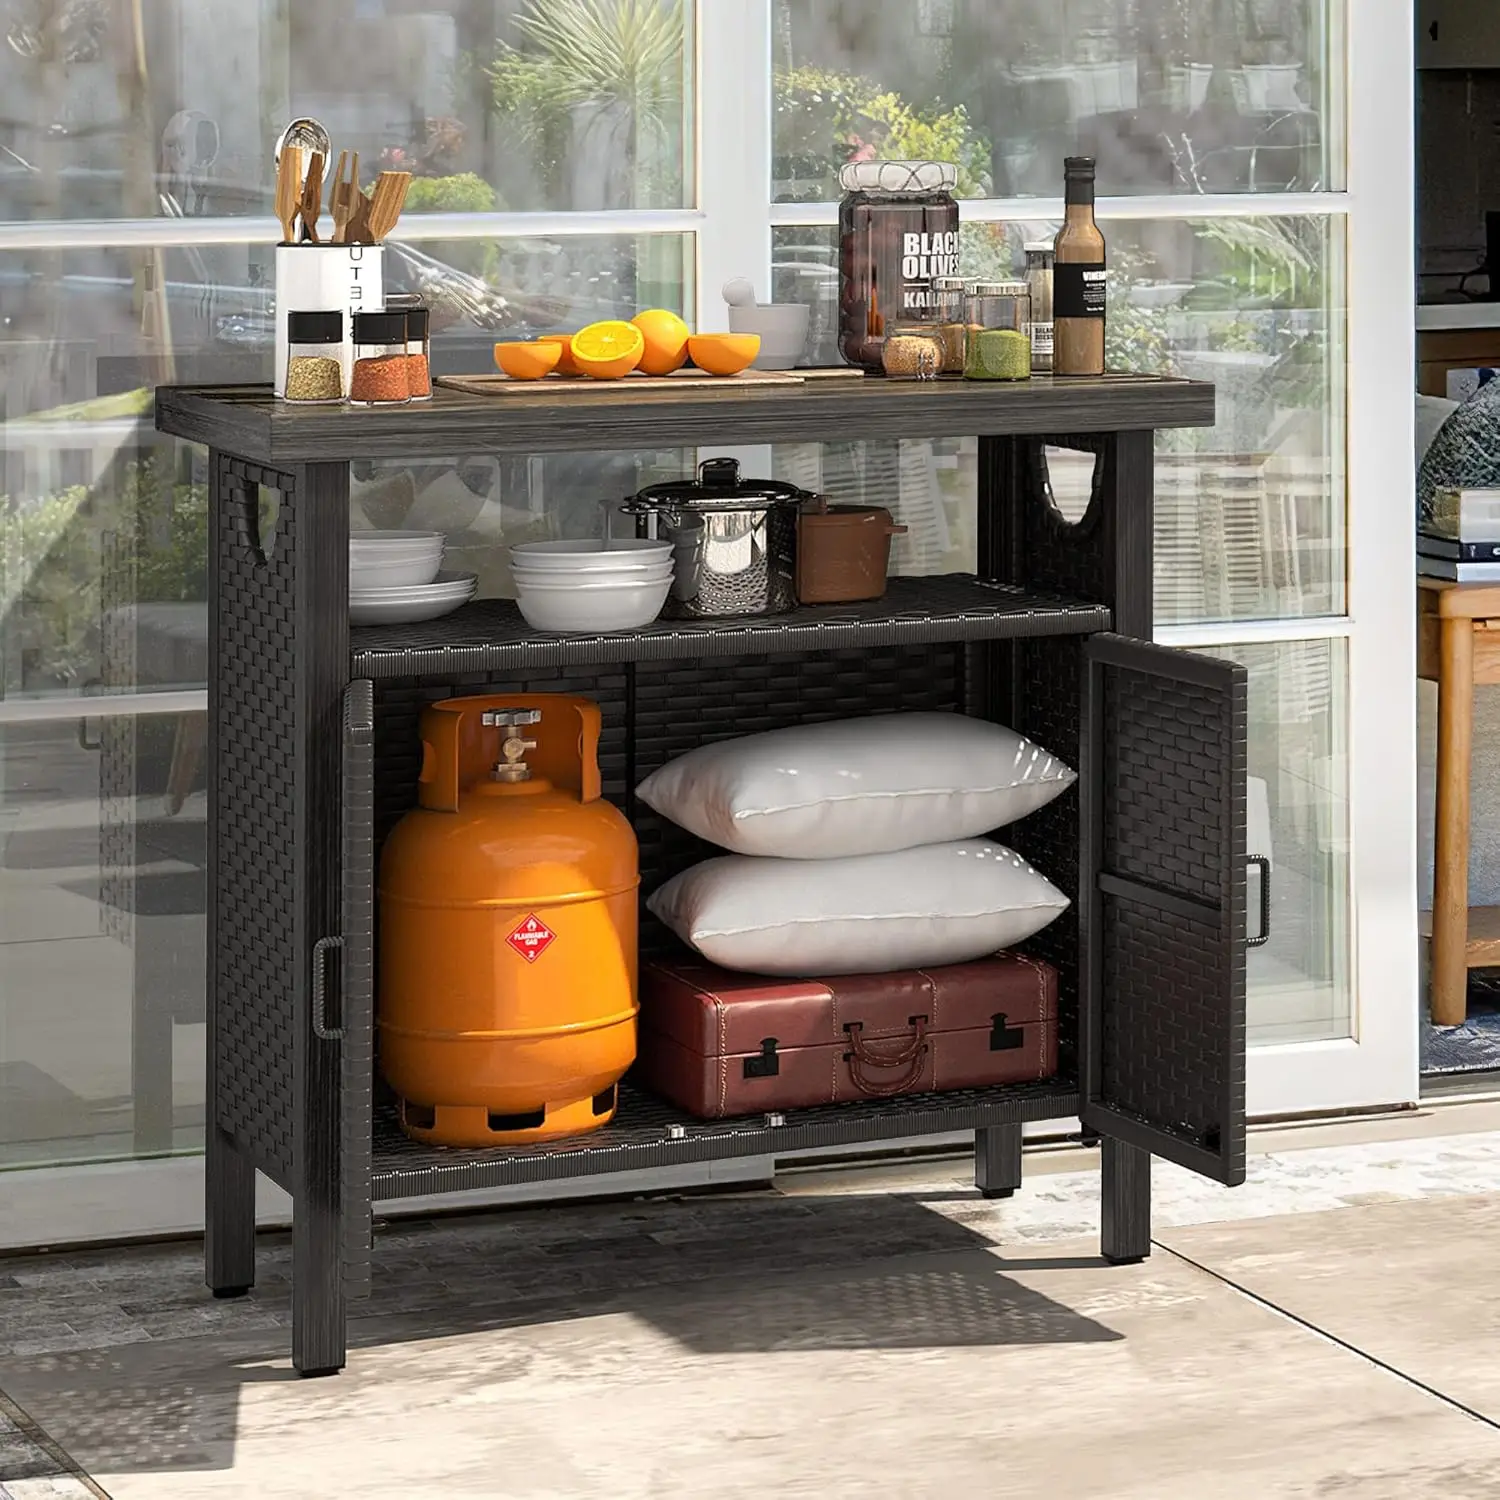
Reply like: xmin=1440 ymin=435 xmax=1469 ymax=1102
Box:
xmin=695 ymin=0 xmax=773 ymax=334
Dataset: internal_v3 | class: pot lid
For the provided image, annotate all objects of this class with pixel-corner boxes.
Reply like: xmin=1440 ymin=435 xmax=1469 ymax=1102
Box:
xmin=629 ymin=457 xmax=812 ymax=512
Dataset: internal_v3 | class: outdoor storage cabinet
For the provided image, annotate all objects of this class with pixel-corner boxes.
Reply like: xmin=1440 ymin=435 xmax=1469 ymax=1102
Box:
xmin=156 ymin=374 xmax=1246 ymax=1376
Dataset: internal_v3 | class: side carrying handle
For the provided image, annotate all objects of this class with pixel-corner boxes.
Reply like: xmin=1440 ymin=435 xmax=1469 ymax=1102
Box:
xmin=1246 ymin=856 xmax=1272 ymax=949
xmin=312 ymin=935 xmax=345 ymax=1041
xmin=843 ymin=1017 xmax=930 ymax=1097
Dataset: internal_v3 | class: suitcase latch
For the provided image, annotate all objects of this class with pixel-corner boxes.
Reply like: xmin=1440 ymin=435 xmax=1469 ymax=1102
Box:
xmin=744 ymin=1038 xmax=780 ymax=1079
xmin=990 ymin=1013 xmax=1024 ymax=1052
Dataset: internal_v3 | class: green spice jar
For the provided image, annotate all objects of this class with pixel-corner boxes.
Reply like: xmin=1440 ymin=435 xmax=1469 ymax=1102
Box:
xmin=964 ymin=281 xmax=1032 ymax=382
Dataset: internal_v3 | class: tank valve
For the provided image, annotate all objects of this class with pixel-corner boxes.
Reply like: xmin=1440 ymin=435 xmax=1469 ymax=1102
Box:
xmin=481 ymin=709 xmax=541 ymax=782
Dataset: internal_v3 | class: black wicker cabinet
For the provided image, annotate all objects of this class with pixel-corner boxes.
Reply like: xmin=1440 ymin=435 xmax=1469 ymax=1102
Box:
xmin=156 ymin=375 xmax=1246 ymax=1377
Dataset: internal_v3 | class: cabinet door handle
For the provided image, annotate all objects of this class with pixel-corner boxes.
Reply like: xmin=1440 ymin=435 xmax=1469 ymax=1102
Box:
xmin=1247 ymin=856 xmax=1272 ymax=949
xmin=311 ymin=935 xmax=346 ymax=1041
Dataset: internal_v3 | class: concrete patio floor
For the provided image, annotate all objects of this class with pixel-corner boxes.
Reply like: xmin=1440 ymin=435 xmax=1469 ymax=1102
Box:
xmin=4 ymin=1108 xmax=1500 ymax=1499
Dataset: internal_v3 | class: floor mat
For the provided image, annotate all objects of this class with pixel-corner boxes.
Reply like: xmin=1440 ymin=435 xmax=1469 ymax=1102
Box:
xmin=1422 ymin=971 xmax=1500 ymax=1075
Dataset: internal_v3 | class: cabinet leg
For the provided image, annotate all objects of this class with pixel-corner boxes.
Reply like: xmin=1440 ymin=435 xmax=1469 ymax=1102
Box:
xmin=293 ymin=1194 xmax=347 ymax=1377
xmin=1100 ymin=1137 xmax=1151 ymax=1264
xmin=974 ymin=1124 xmax=1023 ymax=1199
xmin=205 ymin=1127 xmax=256 ymax=1297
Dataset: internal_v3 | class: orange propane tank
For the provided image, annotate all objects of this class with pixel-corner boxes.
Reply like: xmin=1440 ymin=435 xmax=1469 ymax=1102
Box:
xmin=378 ymin=694 xmax=639 ymax=1147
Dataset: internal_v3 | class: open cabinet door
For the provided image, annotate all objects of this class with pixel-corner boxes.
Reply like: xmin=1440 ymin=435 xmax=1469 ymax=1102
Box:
xmin=1081 ymin=635 xmax=1248 ymax=1187
xmin=341 ymin=679 xmax=376 ymax=1298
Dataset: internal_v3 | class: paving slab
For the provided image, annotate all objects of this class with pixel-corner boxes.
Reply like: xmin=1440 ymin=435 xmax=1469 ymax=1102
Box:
xmin=1159 ymin=1191 xmax=1500 ymax=1426
xmin=3 ymin=1226 xmax=1499 ymax=1500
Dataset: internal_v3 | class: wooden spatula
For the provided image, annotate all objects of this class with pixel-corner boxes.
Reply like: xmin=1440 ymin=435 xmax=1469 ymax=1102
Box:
xmin=329 ymin=150 xmax=353 ymax=244
xmin=366 ymin=171 xmax=412 ymax=243
xmin=275 ymin=144 xmax=301 ymax=246
xmin=299 ymin=151 xmax=325 ymax=243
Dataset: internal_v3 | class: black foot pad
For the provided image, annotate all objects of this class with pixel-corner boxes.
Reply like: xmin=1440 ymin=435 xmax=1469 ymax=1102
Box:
xmin=211 ymin=1286 xmax=252 ymax=1299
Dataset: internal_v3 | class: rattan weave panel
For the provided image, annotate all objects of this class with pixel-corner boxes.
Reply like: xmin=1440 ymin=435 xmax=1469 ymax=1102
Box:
xmin=350 ymin=577 xmax=1108 ymax=679
xmin=1103 ymin=664 xmax=1224 ymax=904
xmin=369 ymin=1079 xmax=1078 ymax=1198
xmin=1100 ymin=900 xmax=1225 ymax=1149
xmin=1022 ymin=440 xmax=1111 ymax=606
xmin=1006 ymin=636 xmax=1083 ymax=1075
xmin=342 ymin=681 xmax=376 ymax=1298
xmin=213 ymin=454 xmax=298 ymax=1183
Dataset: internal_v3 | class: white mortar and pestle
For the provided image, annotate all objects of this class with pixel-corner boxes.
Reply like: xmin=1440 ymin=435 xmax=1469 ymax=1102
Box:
xmin=722 ymin=279 xmax=811 ymax=369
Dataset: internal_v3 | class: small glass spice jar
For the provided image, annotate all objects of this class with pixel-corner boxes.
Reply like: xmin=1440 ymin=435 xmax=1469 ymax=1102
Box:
xmin=283 ymin=311 xmax=345 ymax=404
xmin=1022 ymin=243 xmax=1055 ymax=373
xmin=881 ymin=320 xmax=945 ymax=380
xmin=403 ymin=304 xmax=432 ymax=400
xmin=932 ymin=276 xmax=968 ymax=373
xmin=964 ymin=281 xmax=1033 ymax=381
xmin=349 ymin=311 xmax=411 ymax=406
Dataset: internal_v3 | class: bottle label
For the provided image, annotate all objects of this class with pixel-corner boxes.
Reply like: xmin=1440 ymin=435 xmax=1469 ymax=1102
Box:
xmin=1027 ymin=321 xmax=1054 ymax=356
xmin=1054 ymin=263 xmax=1106 ymax=320
xmin=899 ymin=229 xmax=960 ymax=315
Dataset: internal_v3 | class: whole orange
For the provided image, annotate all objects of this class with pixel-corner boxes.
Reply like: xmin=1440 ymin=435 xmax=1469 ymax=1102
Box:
xmin=631 ymin=309 xmax=690 ymax=376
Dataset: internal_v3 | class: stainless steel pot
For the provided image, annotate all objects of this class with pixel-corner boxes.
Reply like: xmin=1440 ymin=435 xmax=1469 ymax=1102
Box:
xmin=619 ymin=457 xmax=816 ymax=618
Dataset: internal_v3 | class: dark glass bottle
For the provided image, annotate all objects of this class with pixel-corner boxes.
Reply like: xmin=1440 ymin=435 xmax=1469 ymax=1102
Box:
xmin=1053 ymin=157 xmax=1107 ymax=377
xmin=838 ymin=160 xmax=960 ymax=372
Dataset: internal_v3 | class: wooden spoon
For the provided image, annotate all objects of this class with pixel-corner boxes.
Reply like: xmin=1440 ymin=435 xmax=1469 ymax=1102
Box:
xmin=275 ymin=144 xmax=301 ymax=246
xmin=329 ymin=150 xmax=353 ymax=244
xmin=366 ymin=171 xmax=410 ymax=243
xmin=299 ymin=151 xmax=325 ymax=243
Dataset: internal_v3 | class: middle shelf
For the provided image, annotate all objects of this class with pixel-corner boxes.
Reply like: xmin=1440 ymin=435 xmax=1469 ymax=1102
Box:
xmin=351 ymin=574 xmax=1111 ymax=679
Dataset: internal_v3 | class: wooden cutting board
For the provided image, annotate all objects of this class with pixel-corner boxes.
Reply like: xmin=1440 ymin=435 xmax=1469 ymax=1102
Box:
xmin=436 ymin=367 xmax=865 ymax=399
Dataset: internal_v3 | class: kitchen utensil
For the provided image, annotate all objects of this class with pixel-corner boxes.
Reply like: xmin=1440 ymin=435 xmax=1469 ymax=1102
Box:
xmin=275 ymin=145 xmax=301 ymax=246
xmin=722 ymin=277 xmax=757 ymax=309
xmin=349 ymin=571 xmax=477 ymax=626
xmin=513 ymin=575 xmax=672 ymax=634
xmin=366 ymin=171 xmax=411 ymax=242
xmin=274 ymin=117 xmax=331 ymax=169
xmin=620 ymin=457 xmax=814 ymax=619
xmin=348 ymin=190 xmax=373 ymax=245
xmin=379 ymin=694 xmax=639 ymax=1146
xmin=272 ymin=241 xmax=384 ymax=396
xmin=796 ymin=504 xmax=907 ymax=604
xmin=328 ymin=150 xmax=353 ymax=244
xmin=299 ymin=151 xmax=325 ymax=243
xmin=727 ymin=302 xmax=811 ymax=369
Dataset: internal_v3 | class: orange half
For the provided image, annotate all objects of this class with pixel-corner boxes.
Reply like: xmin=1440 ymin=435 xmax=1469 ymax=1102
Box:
xmin=494 ymin=341 xmax=562 ymax=380
xmin=687 ymin=333 xmax=760 ymax=377
xmin=571 ymin=320 xmax=645 ymax=380
xmin=536 ymin=333 xmax=580 ymax=377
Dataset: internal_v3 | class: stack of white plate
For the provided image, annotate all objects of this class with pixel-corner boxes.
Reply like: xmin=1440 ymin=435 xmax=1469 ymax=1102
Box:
xmin=350 ymin=531 xmax=477 ymax=625
xmin=510 ymin=540 xmax=674 ymax=633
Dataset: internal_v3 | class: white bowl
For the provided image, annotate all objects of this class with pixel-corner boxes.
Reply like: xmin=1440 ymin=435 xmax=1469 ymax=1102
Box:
xmin=350 ymin=529 xmax=444 ymax=550
xmin=510 ymin=539 xmax=673 ymax=571
xmin=728 ymin=303 xmax=811 ymax=369
xmin=351 ymin=555 xmax=444 ymax=589
xmin=515 ymin=576 xmax=671 ymax=633
xmin=512 ymin=561 xmax=674 ymax=585
xmin=349 ymin=572 xmax=477 ymax=626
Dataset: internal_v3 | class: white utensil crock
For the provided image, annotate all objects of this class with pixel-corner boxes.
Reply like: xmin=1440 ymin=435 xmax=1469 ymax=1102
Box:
xmin=273 ymin=243 xmax=385 ymax=398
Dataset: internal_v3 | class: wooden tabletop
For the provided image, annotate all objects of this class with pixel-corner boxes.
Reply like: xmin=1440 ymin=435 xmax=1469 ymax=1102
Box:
xmin=155 ymin=373 xmax=1217 ymax=465
xmin=1420 ymin=576 xmax=1500 ymax=619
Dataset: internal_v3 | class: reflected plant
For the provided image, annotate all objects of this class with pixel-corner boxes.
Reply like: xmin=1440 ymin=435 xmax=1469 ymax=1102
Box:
xmin=2 ymin=455 xmax=206 ymax=690
xmin=488 ymin=0 xmax=686 ymax=209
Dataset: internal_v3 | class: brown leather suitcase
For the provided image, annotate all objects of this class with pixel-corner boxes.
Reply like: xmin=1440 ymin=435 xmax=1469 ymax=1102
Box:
xmin=635 ymin=952 xmax=1058 ymax=1120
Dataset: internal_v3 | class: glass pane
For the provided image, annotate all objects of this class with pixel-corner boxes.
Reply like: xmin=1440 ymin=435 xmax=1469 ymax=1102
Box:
xmin=773 ymin=0 xmax=1337 ymax=201
xmin=0 ymin=0 xmax=693 ymax=222
xmin=1210 ymin=638 xmax=1350 ymax=1047
xmin=773 ymin=213 xmax=1346 ymax=625
xmin=0 ymin=712 xmax=206 ymax=1167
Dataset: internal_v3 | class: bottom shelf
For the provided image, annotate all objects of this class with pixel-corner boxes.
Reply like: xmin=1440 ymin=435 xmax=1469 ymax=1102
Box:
xmin=369 ymin=1077 xmax=1078 ymax=1201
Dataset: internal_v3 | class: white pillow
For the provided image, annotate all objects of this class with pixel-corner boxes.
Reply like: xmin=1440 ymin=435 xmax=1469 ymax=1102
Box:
xmin=647 ymin=840 xmax=1070 ymax=976
xmin=635 ymin=713 xmax=1075 ymax=860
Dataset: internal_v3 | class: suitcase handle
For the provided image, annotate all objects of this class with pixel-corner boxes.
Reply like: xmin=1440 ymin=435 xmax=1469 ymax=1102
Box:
xmin=843 ymin=1018 xmax=930 ymax=1098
